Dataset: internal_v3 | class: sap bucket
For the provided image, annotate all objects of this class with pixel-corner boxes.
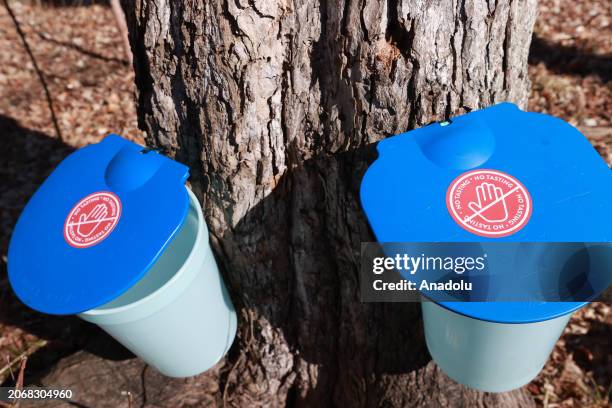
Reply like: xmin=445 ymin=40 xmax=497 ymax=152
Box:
xmin=360 ymin=103 xmax=612 ymax=392
xmin=8 ymin=135 xmax=237 ymax=378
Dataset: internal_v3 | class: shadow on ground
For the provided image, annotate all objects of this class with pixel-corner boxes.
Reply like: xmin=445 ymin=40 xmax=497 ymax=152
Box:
xmin=565 ymin=317 xmax=612 ymax=390
xmin=529 ymin=34 xmax=612 ymax=82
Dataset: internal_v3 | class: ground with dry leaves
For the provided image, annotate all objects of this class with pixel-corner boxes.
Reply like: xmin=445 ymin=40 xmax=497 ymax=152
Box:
xmin=0 ymin=0 xmax=610 ymax=407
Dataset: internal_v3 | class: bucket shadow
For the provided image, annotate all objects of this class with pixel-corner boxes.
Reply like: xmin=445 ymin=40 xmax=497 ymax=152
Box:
xmin=213 ymin=141 xmax=431 ymax=403
xmin=0 ymin=115 xmax=133 ymax=386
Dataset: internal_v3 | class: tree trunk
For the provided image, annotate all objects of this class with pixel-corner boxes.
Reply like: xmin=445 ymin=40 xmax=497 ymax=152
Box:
xmin=122 ymin=0 xmax=538 ymax=406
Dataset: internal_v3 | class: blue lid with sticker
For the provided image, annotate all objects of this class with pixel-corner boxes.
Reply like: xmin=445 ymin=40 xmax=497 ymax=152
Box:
xmin=8 ymin=135 xmax=190 ymax=315
xmin=360 ymin=103 xmax=612 ymax=323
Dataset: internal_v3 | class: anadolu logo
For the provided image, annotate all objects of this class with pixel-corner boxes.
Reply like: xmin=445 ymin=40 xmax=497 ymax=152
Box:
xmin=64 ymin=191 xmax=122 ymax=248
xmin=446 ymin=169 xmax=532 ymax=237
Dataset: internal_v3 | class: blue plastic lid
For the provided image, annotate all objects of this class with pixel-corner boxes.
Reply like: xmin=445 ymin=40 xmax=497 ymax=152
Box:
xmin=8 ymin=135 xmax=190 ymax=315
xmin=360 ymin=103 xmax=612 ymax=323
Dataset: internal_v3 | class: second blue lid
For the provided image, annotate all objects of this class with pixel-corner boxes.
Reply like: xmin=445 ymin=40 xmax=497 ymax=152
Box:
xmin=360 ymin=103 xmax=612 ymax=323
xmin=8 ymin=135 xmax=190 ymax=315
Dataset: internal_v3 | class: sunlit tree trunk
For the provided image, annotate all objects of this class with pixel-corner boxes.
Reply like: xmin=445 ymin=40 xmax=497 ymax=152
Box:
xmin=122 ymin=0 xmax=538 ymax=405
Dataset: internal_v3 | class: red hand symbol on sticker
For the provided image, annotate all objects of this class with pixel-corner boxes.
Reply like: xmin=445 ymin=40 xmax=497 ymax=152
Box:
xmin=446 ymin=170 xmax=532 ymax=238
xmin=64 ymin=192 xmax=122 ymax=248
xmin=76 ymin=204 xmax=109 ymax=237
xmin=467 ymin=182 xmax=509 ymax=223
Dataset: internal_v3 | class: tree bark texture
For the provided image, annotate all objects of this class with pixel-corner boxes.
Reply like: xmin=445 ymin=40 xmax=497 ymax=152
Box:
xmin=122 ymin=0 xmax=538 ymax=406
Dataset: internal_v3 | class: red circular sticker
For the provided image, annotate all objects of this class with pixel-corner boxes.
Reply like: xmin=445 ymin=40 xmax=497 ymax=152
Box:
xmin=64 ymin=191 xmax=122 ymax=248
xmin=446 ymin=169 xmax=532 ymax=237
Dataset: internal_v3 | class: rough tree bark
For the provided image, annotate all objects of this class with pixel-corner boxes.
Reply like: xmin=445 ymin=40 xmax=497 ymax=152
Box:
xmin=120 ymin=0 xmax=538 ymax=406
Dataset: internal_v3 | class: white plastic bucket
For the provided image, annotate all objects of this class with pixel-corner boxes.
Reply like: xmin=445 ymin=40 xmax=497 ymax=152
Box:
xmin=421 ymin=300 xmax=572 ymax=392
xmin=79 ymin=188 xmax=237 ymax=377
